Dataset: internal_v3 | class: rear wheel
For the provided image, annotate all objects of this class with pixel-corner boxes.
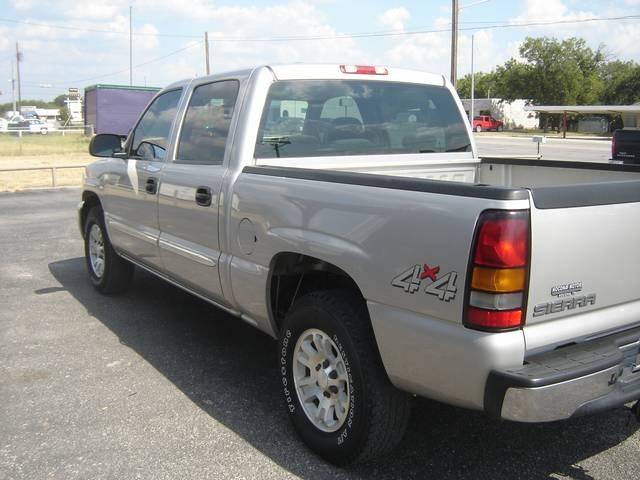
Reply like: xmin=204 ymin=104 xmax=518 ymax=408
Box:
xmin=497 ymin=125 xmax=503 ymax=132
xmin=278 ymin=290 xmax=410 ymax=465
xmin=475 ymin=125 xmax=482 ymax=133
xmin=84 ymin=206 xmax=133 ymax=294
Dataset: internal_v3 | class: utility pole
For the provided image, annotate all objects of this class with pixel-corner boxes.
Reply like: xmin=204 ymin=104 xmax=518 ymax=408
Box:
xmin=204 ymin=31 xmax=211 ymax=75
xmin=129 ymin=5 xmax=133 ymax=86
xmin=15 ymin=42 xmax=22 ymax=114
xmin=10 ymin=60 xmax=16 ymax=114
xmin=450 ymin=0 xmax=459 ymax=87
xmin=470 ymin=34 xmax=475 ymax=123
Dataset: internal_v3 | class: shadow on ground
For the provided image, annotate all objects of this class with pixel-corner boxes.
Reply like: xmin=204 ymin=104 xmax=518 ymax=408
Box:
xmin=49 ymin=257 xmax=638 ymax=480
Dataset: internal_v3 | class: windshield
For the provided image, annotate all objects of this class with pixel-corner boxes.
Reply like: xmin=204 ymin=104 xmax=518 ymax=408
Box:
xmin=255 ymin=80 xmax=471 ymax=159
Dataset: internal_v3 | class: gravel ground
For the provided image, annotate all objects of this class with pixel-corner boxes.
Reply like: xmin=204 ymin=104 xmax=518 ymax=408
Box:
xmin=0 ymin=188 xmax=638 ymax=480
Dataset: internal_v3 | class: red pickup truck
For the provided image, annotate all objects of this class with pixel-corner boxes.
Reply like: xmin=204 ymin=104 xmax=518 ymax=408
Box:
xmin=473 ymin=115 xmax=504 ymax=132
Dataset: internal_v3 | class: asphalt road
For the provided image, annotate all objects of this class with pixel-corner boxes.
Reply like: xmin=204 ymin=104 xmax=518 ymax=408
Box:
xmin=1 ymin=188 xmax=639 ymax=480
xmin=475 ymin=133 xmax=612 ymax=163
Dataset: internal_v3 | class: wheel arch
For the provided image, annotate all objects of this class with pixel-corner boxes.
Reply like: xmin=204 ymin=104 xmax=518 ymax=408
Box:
xmin=267 ymin=252 xmax=367 ymax=334
xmin=79 ymin=191 xmax=102 ymax=239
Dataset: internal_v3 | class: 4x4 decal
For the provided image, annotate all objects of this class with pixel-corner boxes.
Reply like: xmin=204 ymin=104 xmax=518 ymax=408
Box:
xmin=391 ymin=263 xmax=458 ymax=302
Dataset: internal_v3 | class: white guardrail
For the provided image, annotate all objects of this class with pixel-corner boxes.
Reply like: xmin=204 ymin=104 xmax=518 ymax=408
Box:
xmin=0 ymin=164 xmax=86 ymax=187
xmin=0 ymin=126 xmax=94 ymax=135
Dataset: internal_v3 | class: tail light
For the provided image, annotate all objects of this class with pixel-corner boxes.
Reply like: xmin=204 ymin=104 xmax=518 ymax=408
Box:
xmin=611 ymin=133 xmax=616 ymax=159
xmin=340 ymin=65 xmax=388 ymax=75
xmin=465 ymin=210 xmax=530 ymax=331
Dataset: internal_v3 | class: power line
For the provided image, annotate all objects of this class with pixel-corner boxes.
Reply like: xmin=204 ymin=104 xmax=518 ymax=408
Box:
xmin=205 ymin=15 xmax=640 ymax=42
xmin=8 ymin=13 xmax=640 ymax=90
xmin=0 ymin=17 xmax=200 ymax=38
xmin=23 ymin=41 xmax=203 ymax=86
xmin=1 ymin=14 xmax=639 ymax=43
xmin=67 ymin=41 xmax=203 ymax=83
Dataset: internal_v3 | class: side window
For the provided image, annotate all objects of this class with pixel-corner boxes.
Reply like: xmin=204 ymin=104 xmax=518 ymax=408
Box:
xmin=131 ymin=89 xmax=182 ymax=161
xmin=176 ymin=80 xmax=240 ymax=165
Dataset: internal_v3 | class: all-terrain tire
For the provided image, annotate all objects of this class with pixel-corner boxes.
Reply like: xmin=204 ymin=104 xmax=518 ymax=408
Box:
xmin=84 ymin=206 xmax=133 ymax=294
xmin=278 ymin=290 xmax=410 ymax=465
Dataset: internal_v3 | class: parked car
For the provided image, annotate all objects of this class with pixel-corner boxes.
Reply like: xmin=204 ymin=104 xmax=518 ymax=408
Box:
xmin=473 ymin=115 xmax=503 ymax=132
xmin=0 ymin=118 xmax=7 ymax=132
xmin=80 ymin=64 xmax=640 ymax=465
xmin=8 ymin=118 xmax=49 ymax=134
xmin=611 ymin=128 xmax=640 ymax=164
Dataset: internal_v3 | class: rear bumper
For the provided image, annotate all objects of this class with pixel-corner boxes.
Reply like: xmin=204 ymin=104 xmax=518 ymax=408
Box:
xmin=485 ymin=326 xmax=640 ymax=422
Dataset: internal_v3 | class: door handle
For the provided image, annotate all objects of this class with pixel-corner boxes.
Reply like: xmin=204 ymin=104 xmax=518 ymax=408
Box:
xmin=195 ymin=186 xmax=212 ymax=207
xmin=145 ymin=177 xmax=157 ymax=194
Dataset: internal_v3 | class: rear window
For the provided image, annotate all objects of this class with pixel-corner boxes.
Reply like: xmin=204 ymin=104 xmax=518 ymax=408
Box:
xmin=616 ymin=129 xmax=640 ymax=142
xmin=254 ymin=80 xmax=471 ymax=159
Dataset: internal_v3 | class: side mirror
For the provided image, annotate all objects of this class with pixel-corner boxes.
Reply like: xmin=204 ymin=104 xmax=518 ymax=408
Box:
xmin=89 ymin=133 xmax=124 ymax=158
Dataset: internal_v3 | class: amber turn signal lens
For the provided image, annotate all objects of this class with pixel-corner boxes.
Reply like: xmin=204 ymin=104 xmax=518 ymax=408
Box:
xmin=471 ymin=267 xmax=526 ymax=293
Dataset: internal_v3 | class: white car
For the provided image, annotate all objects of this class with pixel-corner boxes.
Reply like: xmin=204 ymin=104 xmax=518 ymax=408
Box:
xmin=26 ymin=119 xmax=49 ymax=134
xmin=0 ymin=118 xmax=8 ymax=132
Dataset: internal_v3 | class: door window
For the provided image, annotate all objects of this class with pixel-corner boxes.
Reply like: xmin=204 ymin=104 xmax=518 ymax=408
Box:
xmin=131 ymin=89 xmax=182 ymax=161
xmin=176 ymin=80 xmax=240 ymax=165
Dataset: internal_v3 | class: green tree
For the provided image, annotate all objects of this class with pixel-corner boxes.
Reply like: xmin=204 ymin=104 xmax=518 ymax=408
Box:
xmin=456 ymin=71 xmax=501 ymax=99
xmin=495 ymin=37 xmax=605 ymax=105
xmin=599 ymin=60 xmax=640 ymax=104
xmin=53 ymin=94 xmax=68 ymax=108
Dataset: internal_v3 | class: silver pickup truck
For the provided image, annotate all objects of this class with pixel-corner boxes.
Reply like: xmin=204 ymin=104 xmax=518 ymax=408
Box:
xmin=80 ymin=64 xmax=640 ymax=465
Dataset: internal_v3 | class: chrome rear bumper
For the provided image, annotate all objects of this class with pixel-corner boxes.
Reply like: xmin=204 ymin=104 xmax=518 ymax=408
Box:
xmin=485 ymin=326 xmax=640 ymax=422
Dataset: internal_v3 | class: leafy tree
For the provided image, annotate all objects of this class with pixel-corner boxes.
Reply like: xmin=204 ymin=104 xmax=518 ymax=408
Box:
xmin=456 ymin=71 xmax=502 ymax=99
xmin=599 ymin=60 xmax=640 ymax=105
xmin=53 ymin=94 xmax=68 ymax=108
xmin=495 ymin=37 xmax=605 ymax=105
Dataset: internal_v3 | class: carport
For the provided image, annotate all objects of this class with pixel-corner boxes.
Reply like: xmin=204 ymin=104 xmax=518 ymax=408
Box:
xmin=524 ymin=104 xmax=640 ymax=138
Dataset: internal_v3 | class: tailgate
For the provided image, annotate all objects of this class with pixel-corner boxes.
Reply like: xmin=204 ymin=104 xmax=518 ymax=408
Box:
xmin=616 ymin=130 xmax=640 ymax=163
xmin=524 ymin=181 xmax=640 ymax=351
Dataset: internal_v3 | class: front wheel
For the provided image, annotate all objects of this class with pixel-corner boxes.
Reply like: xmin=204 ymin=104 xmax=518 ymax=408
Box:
xmin=278 ymin=290 xmax=410 ymax=465
xmin=475 ymin=125 xmax=482 ymax=133
xmin=497 ymin=125 xmax=503 ymax=132
xmin=84 ymin=206 xmax=133 ymax=294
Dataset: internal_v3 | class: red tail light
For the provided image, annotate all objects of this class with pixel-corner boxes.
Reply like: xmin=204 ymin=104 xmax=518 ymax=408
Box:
xmin=466 ymin=210 xmax=530 ymax=331
xmin=611 ymin=133 xmax=616 ymax=158
xmin=474 ymin=216 xmax=528 ymax=268
xmin=467 ymin=308 xmax=522 ymax=329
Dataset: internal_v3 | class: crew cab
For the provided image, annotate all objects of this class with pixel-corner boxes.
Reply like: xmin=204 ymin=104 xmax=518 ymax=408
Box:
xmin=473 ymin=114 xmax=503 ymax=132
xmin=611 ymin=128 xmax=640 ymax=164
xmin=80 ymin=64 xmax=640 ymax=465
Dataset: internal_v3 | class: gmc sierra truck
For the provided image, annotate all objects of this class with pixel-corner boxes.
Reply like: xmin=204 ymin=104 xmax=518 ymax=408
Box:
xmin=80 ymin=64 xmax=640 ymax=465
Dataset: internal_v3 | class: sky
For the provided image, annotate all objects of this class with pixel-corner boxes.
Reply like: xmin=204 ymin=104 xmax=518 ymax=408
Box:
xmin=0 ymin=0 xmax=639 ymax=101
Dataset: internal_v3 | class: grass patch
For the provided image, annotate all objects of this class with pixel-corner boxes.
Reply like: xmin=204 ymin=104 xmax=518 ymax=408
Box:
xmin=0 ymin=133 xmax=91 ymax=157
